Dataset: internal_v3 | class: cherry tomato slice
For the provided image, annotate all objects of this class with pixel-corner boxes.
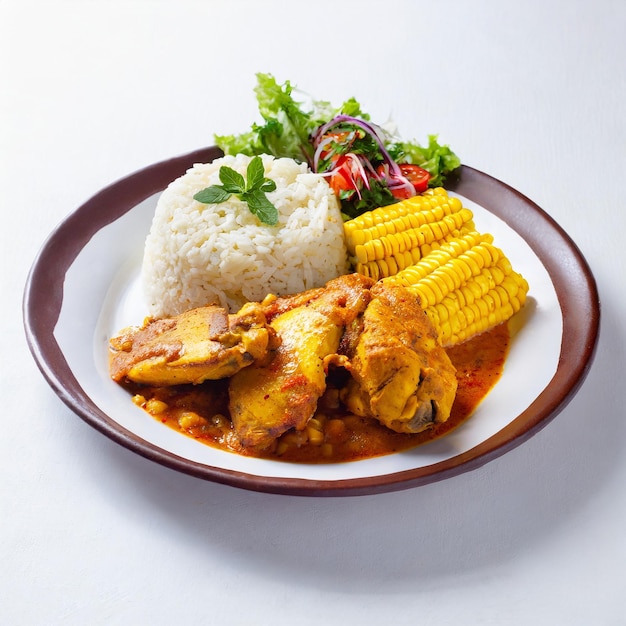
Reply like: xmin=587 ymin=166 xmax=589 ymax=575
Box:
xmin=399 ymin=164 xmax=431 ymax=192
xmin=330 ymin=168 xmax=354 ymax=194
xmin=390 ymin=186 xmax=414 ymax=200
xmin=329 ymin=154 xmax=365 ymax=195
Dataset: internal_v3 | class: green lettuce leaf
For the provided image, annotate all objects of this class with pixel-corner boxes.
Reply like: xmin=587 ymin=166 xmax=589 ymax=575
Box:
xmin=213 ymin=130 xmax=261 ymax=157
xmin=215 ymin=73 xmax=371 ymax=166
xmin=394 ymin=135 xmax=461 ymax=187
xmin=214 ymin=74 xmax=461 ymax=201
xmin=216 ymin=73 xmax=318 ymax=163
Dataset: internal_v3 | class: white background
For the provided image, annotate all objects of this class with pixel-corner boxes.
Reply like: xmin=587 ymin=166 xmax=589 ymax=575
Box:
xmin=2 ymin=1 xmax=625 ymax=624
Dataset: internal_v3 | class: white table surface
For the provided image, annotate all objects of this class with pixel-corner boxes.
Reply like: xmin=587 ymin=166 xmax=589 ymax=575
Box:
xmin=3 ymin=1 xmax=625 ymax=624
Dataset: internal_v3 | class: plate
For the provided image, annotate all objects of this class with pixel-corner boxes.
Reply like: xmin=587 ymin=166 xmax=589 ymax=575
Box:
xmin=23 ymin=147 xmax=600 ymax=496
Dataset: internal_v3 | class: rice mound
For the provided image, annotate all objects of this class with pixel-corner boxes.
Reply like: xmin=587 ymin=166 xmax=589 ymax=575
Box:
xmin=142 ymin=153 xmax=349 ymax=317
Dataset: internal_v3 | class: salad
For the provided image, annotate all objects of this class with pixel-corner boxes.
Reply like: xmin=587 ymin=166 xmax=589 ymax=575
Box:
xmin=215 ymin=73 xmax=461 ymax=219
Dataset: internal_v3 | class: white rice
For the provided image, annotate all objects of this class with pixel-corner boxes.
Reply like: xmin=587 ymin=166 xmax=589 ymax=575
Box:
xmin=142 ymin=153 xmax=349 ymax=317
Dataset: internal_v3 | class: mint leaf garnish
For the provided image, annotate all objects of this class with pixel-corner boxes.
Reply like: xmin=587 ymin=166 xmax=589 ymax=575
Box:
xmin=218 ymin=166 xmax=246 ymax=193
xmin=243 ymin=189 xmax=279 ymax=226
xmin=260 ymin=179 xmax=277 ymax=193
xmin=193 ymin=156 xmax=279 ymax=226
xmin=246 ymin=156 xmax=265 ymax=189
xmin=193 ymin=186 xmax=232 ymax=204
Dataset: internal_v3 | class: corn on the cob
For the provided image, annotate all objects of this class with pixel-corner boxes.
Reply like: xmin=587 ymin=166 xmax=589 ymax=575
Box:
xmin=384 ymin=242 xmax=529 ymax=346
xmin=344 ymin=188 xmax=476 ymax=281
xmin=344 ymin=188 xmax=530 ymax=346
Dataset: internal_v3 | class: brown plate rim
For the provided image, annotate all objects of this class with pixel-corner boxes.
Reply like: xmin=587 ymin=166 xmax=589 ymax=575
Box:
xmin=23 ymin=147 xmax=601 ymax=497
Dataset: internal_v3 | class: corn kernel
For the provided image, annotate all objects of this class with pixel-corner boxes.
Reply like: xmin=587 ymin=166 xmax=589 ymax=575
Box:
xmin=325 ymin=419 xmax=348 ymax=443
xmin=306 ymin=425 xmax=324 ymax=445
xmin=321 ymin=443 xmax=334 ymax=457
xmin=307 ymin=417 xmax=322 ymax=430
xmin=132 ymin=394 xmax=146 ymax=407
xmin=146 ymin=398 xmax=168 ymax=415
xmin=178 ymin=411 xmax=207 ymax=430
xmin=355 ymin=244 xmax=368 ymax=264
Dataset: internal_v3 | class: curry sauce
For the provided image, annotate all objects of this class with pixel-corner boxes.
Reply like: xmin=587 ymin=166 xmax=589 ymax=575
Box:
xmin=127 ymin=322 xmax=509 ymax=464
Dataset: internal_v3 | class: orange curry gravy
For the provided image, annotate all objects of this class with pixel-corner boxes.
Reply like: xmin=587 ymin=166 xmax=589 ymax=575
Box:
xmin=127 ymin=323 xmax=510 ymax=463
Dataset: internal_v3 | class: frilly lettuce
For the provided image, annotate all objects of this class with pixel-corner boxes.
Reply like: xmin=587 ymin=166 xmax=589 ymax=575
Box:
xmin=214 ymin=72 xmax=459 ymax=191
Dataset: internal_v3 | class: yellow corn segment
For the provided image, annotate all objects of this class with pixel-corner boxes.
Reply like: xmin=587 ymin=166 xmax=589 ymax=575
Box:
xmin=344 ymin=188 xmax=530 ymax=346
xmin=384 ymin=241 xmax=529 ymax=346
xmin=344 ymin=188 xmax=476 ymax=281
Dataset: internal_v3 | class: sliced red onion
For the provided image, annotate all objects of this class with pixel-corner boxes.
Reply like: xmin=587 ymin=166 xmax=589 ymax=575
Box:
xmin=346 ymin=153 xmax=371 ymax=192
xmin=313 ymin=115 xmax=404 ymax=178
xmin=312 ymin=114 xmax=418 ymax=200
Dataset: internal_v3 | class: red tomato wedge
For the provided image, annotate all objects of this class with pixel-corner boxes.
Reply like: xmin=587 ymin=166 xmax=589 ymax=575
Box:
xmin=399 ymin=164 xmax=430 ymax=192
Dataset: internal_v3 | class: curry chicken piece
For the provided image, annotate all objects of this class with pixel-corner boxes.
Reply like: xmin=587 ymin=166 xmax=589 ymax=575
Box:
xmin=109 ymin=302 xmax=276 ymax=386
xmin=109 ymin=273 xmax=458 ymax=451
xmin=228 ymin=273 xmax=374 ymax=450
xmin=337 ymin=281 xmax=458 ymax=434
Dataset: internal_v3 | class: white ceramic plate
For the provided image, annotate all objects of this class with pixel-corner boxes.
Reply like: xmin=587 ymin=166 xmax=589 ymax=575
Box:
xmin=24 ymin=147 xmax=600 ymax=496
